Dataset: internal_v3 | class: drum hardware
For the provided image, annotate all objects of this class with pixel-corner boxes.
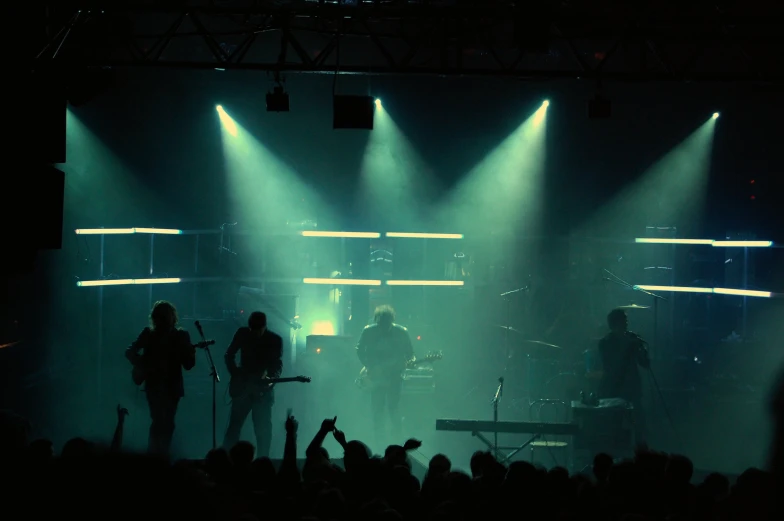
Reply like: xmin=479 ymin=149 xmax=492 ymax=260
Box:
xmin=616 ymin=304 xmax=650 ymax=310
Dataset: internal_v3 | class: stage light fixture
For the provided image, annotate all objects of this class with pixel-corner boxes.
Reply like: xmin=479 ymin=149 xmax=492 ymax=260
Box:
xmin=77 ymin=277 xmax=181 ymax=287
xmin=386 ymin=233 xmax=464 ymax=239
xmin=303 ymin=278 xmax=381 ymax=286
xmin=266 ymin=85 xmax=290 ymax=112
xmin=300 ymin=231 xmax=381 ymax=238
xmin=635 ymin=238 xmax=714 ymax=245
xmin=634 ymin=285 xmax=713 ymax=293
xmin=385 ymin=280 xmax=465 ymax=286
xmin=633 ymin=285 xmax=772 ymax=298
xmin=333 ymin=95 xmax=374 ymax=129
xmin=712 ymin=240 xmax=772 ymax=247
xmin=75 ymin=228 xmax=183 ymax=235
xmin=712 ymin=112 xmax=720 ymax=120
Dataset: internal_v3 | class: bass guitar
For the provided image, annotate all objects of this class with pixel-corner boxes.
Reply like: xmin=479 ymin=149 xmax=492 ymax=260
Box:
xmin=131 ymin=340 xmax=216 ymax=386
xmin=356 ymin=351 xmax=443 ymax=390
xmin=228 ymin=373 xmax=311 ymax=399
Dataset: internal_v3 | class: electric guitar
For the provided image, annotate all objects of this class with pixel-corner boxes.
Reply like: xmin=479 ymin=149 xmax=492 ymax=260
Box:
xmin=356 ymin=351 xmax=443 ymax=390
xmin=228 ymin=373 xmax=311 ymax=399
xmin=131 ymin=340 xmax=215 ymax=386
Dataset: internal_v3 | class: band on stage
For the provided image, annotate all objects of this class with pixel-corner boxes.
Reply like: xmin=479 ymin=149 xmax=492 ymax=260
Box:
xmin=125 ymin=298 xmax=650 ymax=457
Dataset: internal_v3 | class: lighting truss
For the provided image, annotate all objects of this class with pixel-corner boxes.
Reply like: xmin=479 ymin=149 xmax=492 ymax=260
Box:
xmin=33 ymin=2 xmax=784 ymax=83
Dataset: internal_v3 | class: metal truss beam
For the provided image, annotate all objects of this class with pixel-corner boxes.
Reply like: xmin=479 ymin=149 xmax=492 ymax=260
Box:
xmin=33 ymin=2 xmax=784 ymax=83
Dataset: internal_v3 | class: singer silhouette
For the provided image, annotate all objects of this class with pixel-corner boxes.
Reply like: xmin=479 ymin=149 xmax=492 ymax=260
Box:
xmin=125 ymin=300 xmax=196 ymax=456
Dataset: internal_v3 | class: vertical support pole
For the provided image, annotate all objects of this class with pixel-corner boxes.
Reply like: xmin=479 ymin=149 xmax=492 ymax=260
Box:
xmin=193 ymin=234 xmax=200 ymax=318
xmin=148 ymin=235 xmax=154 ymax=308
xmin=422 ymin=238 xmax=428 ymax=324
xmin=97 ymin=234 xmax=105 ymax=397
xmin=742 ymin=247 xmax=749 ymax=337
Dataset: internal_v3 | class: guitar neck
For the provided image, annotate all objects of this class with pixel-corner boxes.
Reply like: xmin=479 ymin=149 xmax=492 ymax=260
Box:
xmin=268 ymin=377 xmax=303 ymax=384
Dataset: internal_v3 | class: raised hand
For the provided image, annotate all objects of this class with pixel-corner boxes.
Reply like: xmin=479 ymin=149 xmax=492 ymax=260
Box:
xmin=285 ymin=415 xmax=299 ymax=435
xmin=333 ymin=429 xmax=347 ymax=447
xmin=116 ymin=404 xmax=129 ymax=421
xmin=321 ymin=416 xmax=337 ymax=432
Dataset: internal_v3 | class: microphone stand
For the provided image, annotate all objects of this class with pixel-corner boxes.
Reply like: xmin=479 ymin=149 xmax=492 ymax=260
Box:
xmin=602 ymin=270 xmax=666 ymax=359
xmin=499 ymin=285 xmax=529 ymax=396
xmin=492 ymin=377 xmax=504 ymax=461
xmin=196 ymin=321 xmax=221 ymax=450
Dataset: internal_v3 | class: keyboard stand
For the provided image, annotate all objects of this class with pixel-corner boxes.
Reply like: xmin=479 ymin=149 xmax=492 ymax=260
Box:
xmin=473 ymin=430 xmax=542 ymax=464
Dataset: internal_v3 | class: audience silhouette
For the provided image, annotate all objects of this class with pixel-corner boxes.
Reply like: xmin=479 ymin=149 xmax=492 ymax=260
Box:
xmin=0 ymin=395 xmax=781 ymax=521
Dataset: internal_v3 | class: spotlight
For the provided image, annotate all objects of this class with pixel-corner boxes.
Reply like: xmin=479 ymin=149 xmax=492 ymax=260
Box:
xmin=333 ymin=95 xmax=375 ymax=130
xmin=712 ymin=112 xmax=719 ymax=120
xmin=266 ymin=85 xmax=290 ymax=112
xmin=216 ymin=105 xmax=223 ymax=111
xmin=542 ymin=100 xmax=550 ymax=108
xmin=375 ymin=98 xmax=382 ymax=107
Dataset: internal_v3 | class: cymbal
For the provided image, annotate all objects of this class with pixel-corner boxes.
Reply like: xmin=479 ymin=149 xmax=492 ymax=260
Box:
xmin=493 ymin=325 xmax=525 ymax=335
xmin=617 ymin=304 xmax=650 ymax=310
xmin=521 ymin=339 xmax=561 ymax=350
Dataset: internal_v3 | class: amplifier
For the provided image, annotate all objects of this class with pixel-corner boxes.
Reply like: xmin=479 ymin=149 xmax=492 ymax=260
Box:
xmin=571 ymin=399 xmax=635 ymax=454
xmin=402 ymin=368 xmax=436 ymax=395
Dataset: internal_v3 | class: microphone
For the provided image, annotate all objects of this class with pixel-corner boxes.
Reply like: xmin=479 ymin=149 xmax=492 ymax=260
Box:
xmin=195 ymin=320 xmax=205 ymax=338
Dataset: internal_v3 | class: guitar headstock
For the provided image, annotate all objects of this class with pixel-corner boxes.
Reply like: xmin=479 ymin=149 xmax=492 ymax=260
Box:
xmin=295 ymin=375 xmax=312 ymax=383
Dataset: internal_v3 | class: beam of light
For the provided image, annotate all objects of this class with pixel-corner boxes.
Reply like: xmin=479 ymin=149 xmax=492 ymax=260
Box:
xmin=712 ymin=112 xmax=720 ymax=120
xmin=75 ymin=228 xmax=183 ymax=235
xmin=77 ymin=278 xmax=182 ymax=287
xmin=635 ymin=238 xmax=715 ymax=244
xmin=713 ymin=288 xmax=771 ymax=298
xmin=217 ymin=105 xmax=337 ymax=243
xmin=634 ymin=285 xmax=772 ymax=298
xmin=435 ymin=102 xmax=548 ymax=241
xmin=216 ymin=105 xmax=238 ymax=137
xmin=358 ymin=99 xmax=439 ymax=230
xmin=303 ymin=278 xmax=382 ymax=286
xmin=300 ymin=231 xmax=381 ymax=238
xmin=712 ymin=240 xmax=773 ymax=247
xmin=64 ymin=109 xmax=162 ymax=227
xmin=385 ymin=280 xmax=465 ymax=286
xmin=385 ymin=232 xmax=464 ymax=239
xmin=578 ymin=117 xmax=717 ymax=239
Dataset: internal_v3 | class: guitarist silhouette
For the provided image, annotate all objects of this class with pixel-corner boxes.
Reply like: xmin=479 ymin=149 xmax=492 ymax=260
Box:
xmin=125 ymin=300 xmax=196 ymax=456
xmin=356 ymin=305 xmax=414 ymax=446
xmin=223 ymin=311 xmax=283 ymax=456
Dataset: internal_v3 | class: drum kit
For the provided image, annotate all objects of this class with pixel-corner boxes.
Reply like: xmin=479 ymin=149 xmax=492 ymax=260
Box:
xmin=494 ymin=304 xmax=650 ymax=413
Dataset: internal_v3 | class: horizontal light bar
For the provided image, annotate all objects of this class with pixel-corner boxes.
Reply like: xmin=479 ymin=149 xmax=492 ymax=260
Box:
xmin=75 ymin=228 xmax=183 ymax=235
xmin=635 ymin=285 xmax=772 ymax=298
xmin=385 ymin=233 xmax=464 ymax=239
xmin=77 ymin=278 xmax=182 ymax=287
xmin=713 ymin=288 xmax=772 ymax=298
xmin=300 ymin=231 xmax=380 ymax=238
xmin=635 ymin=238 xmax=714 ymax=245
xmin=635 ymin=238 xmax=773 ymax=247
xmin=635 ymin=285 xmax=713 ymax=293
xmin=303 ymin=278 xmax=381 ymax=286
xmin=385 ymin=280 xmax=465 ymax=286
xmin=712 ymin=241 xmax=773 ymax=247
